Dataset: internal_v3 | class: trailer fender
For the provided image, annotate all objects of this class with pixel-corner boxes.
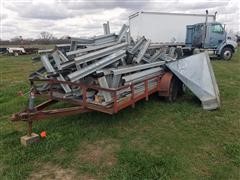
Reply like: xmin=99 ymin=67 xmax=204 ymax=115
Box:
xmin=158 ymin=72 xmax=182 ymax=102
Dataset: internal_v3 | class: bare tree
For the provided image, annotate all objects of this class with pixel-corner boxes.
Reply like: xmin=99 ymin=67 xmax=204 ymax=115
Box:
xmin=10 ymin=36 xmax=23 ymax=44
xmin=39 ymin=31 xmax=55 ymax=40
xmin=38 ymin=31 xmax=57 ymax=44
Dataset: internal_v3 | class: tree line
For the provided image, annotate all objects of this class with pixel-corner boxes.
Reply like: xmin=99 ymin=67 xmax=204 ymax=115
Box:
xmin=0 ymin=32 xmax=70 ymax=45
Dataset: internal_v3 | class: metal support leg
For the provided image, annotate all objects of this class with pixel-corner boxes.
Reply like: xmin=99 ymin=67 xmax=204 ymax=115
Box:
xmin=20 ymin=120 xmax=39 ymax=146
xmin=28 ymin=121 xmax=32 ymax=136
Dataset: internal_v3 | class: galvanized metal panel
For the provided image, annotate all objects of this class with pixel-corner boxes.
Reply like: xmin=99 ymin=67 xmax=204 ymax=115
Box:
xmin=134 ymin=39 xmax=151 ymax=63
xmin=57 ymin=74 xmax=72 ymax=94
xmin=98 ymin=76 xmax=112 ymax=102
xmin=74 ymin=42 xmax=127 ymax=65
xmin=122 ymin=67 xmax=163 ymax=83
xmin=68 ymin=50 xmax=126 ymax=82
xmin=166 ymin=52 xmax=220 ymax=110
xmin=41 ymin=55 xmax=55 ymax=73
xmin=112 ymin=61 xmax=165 ymax=75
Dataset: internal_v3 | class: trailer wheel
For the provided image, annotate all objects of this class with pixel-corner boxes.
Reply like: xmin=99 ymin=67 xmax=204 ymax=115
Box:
xmin=166 ymin=76 xmax=182 ymax=102
xmin=221 ymin=47 xmax=233 ymax=60
xmin=175 ymin=48 xmax=183 ymax=59
xmin=168 ymin=47 xmax=183 ymax=59
xmin=158 ymin=73 xmax=182 ymax=102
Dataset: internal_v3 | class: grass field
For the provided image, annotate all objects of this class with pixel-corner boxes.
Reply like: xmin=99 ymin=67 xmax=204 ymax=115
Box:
xmin=0 ymin=52 xmax=239 ymax=179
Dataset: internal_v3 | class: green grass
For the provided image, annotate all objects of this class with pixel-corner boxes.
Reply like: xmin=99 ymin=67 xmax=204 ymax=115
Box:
xmin=0 ymin=52 xmax=239 ymax=179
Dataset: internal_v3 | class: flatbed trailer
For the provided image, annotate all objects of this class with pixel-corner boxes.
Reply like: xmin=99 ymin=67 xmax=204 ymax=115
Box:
xmin=12 ymin=72 xmax=178 ymax=136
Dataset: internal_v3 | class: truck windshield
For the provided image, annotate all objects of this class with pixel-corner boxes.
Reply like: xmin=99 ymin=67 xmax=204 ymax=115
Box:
xmin=211 ymin=24 xmax=224 ymax=34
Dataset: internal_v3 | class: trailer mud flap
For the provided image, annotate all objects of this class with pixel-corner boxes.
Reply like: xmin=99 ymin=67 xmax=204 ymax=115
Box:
xmin=166 ymin=52 xmax=220 ymax=110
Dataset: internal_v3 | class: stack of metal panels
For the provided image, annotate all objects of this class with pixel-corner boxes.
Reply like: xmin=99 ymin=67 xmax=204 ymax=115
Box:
xmin=30 ymin=23 xmax=178 ymax=105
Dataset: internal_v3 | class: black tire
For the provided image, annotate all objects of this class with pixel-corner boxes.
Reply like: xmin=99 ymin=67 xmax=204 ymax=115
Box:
xmin=167 ymin=47 xmax=183 ymax=59
xmin=166 ymin=76 xmax=182 ymax=102
xmin=175 ymin=48 xmax=183 ymax=59
xmin=221 ymin=47 xmax=233 ymax=60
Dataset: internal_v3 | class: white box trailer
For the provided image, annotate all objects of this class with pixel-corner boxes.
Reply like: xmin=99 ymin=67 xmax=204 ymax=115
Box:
xmin=129 ymin=11 xmax=216 ymax=44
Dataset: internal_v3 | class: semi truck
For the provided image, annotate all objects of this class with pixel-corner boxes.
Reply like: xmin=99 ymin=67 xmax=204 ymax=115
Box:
xmin=129 ymin=11 xmax=237 ymax=60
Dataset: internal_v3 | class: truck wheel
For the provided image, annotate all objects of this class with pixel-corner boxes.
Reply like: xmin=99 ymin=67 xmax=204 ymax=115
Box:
xmin=221 ymin=47 xmax=233 ymax=60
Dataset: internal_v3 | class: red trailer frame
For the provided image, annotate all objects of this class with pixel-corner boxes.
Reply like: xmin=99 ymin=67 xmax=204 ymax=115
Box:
xmin=12 ymin=72 xmax=175 ymax=135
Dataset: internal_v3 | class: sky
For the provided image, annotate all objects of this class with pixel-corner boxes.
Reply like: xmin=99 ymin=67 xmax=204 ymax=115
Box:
xmin=0 ymin=0 xmax=239 ymax=40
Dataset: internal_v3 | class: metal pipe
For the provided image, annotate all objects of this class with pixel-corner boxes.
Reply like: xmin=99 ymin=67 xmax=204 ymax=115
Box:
xmin=214 ymin=11 xmax=217 ymax=21
xmin=205 ymin=10 xmax=209 ymax=24
xmin=203 ymin=10 xmax=209 ymax=47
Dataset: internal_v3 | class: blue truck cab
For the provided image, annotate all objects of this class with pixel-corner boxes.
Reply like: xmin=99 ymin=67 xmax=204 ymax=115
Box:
xmin=185 ymin=22 xmax=237 ymax=60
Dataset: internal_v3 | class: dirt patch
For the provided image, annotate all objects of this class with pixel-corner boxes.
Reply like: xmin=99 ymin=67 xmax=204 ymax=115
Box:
xmin=28 ymin=163 xmax=78 ymax=180
xmin=78 ymin=139 xmax=120 ymax=167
